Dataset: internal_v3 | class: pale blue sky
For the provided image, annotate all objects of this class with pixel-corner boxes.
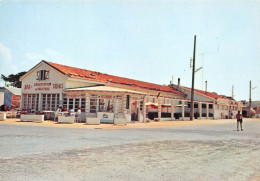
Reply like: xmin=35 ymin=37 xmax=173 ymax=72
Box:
xmin=0 ymin=0 xmax=259 ymax=101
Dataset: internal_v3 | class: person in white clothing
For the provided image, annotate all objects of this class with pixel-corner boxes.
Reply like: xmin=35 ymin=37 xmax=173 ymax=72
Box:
xmin=75 ymin=107 xmax=81 ymax=123
xmin=55 ymin=106 xmax=62 ymax=121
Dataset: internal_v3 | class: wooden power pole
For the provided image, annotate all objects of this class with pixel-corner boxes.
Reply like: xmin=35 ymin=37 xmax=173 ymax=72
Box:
xmin=190 ymin=35 xmax=196 ymax=120
xmin=248 ymin=80 xmax=252 ymax=118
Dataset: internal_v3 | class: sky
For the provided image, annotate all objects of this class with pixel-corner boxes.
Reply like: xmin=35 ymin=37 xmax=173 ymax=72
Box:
xmin=0 ymin=0 xmax=259 ymax=101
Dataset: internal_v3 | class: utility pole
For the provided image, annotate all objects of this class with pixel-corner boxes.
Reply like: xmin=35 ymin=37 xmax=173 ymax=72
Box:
xmin=248 ymin=80 xmax=252 ymax=118
xmin=190 ymin=35 xmax=196 ymax=121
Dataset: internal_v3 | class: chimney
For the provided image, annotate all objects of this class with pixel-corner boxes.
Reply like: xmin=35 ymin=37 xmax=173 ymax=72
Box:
xmin=205 ymin=81 xmax=207 ymax=93
xmin=178 ymin=78 xmax=181 ymax=87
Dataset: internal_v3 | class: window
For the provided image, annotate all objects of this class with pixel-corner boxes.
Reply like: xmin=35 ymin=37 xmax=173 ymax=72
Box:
xmin=194 ymin=103 xmax=198 ymax=108
xmin=75 ymin=98 xmax=80 ymax=109
xmin=98 ymin=95 xmax=113 ymax=112
xmin=90 ymin=94 xmax=98 ymax=113
xmin=126 ymin=95 xmax=130 ymax=109
xmin=37 ymin=70 xmax=49 ymax=81
xmin=42 ymin=94 xmax=59 ymax=111
xmin=68 ymin=98 xmax=73 ymax=110
xmin=23 ymin=94 xmax=28 ymax=109
xmin=187 ymin=102 xmax=191 ymax=108
xmin=63 ymin=98 xmax=68 ymax=110
xmin=40 ymin=70 xmax=46 ymax=80
xmin=81 ymin=98 xmax=86 ymax=112
xmin=209 ymin=104 xmax=213 ymax=109
xmin=202 ymin=104 xmax=206 ymax=108
xmin=22 ymin=94 xmax=39 ymax=111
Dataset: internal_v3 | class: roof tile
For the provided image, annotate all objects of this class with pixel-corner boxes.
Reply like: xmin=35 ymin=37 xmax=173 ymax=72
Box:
xmin=45 ymin=61 xmax=185 ymax=96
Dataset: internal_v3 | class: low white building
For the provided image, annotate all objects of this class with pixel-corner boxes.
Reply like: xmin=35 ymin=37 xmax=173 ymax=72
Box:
xmin=170 ymin=84 xmax=243 ymax=119
xmin=20 ymin=60 xmax=242 ymax=123
xmin=20 ymin=60 xmax=189 ymax=123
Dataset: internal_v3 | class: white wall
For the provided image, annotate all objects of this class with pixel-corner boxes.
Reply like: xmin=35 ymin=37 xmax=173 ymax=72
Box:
xmin=0 ymin=92 xmax=4 ymax=105
xmin=180 ymin=88 xmax=215 ymax=102
xmin=21 ymin=62 xmax=67 ymax=95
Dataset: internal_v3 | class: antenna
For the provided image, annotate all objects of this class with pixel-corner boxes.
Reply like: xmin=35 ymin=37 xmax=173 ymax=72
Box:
xmin=198 ymin=53 xmax=204 ymax=90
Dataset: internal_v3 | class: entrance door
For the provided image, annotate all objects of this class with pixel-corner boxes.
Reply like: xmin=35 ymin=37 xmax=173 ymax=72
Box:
xmin=131 ymin=101 xmax=138 ymax=121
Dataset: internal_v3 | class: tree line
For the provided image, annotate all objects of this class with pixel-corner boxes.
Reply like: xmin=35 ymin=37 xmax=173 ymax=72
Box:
xmin=1 ymin=71 xmax=27 ymax=88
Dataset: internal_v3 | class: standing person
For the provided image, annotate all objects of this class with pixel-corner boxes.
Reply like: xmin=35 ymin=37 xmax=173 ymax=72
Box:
xmin=236 ymin=110 xmax=243 ymax=131
xmin=75 ymin=107 xmax=81 ymax=123
xmin=55 ymin=106 xmax=62 ymax=121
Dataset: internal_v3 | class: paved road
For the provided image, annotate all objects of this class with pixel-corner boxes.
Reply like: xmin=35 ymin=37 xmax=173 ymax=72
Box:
xmin=0 ymin=119 xmax=259 ymax=180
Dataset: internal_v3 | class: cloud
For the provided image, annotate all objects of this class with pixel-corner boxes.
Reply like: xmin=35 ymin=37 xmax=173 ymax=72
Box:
xmin=0 ymin=42 xmax=12 ymax=64
xmin=0 ymin=43 xmax=18 ymax=74
xmin=0 ymin=43 xmax=19 ymax=86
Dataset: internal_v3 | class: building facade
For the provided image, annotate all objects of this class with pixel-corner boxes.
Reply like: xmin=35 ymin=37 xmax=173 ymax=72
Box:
xmin=170 ymin=84 xmax=243 ymax=119
xmin=20 ymin=60 xmax=243 ymax=122
xmin=20 ymin=61 xmax=189 ymax=122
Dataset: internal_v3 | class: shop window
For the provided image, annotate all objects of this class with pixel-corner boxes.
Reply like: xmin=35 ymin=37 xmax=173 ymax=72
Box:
xmin=42 ymin=94 xmax=59 ymax=111
xmin=63 ymin=98 xmax=68 ymax=111
xmin=35 ymin=94 xmax=39 ymax=111
xmin=28 ymin=94 xmax=32 ymax=109
xmin=90 ymin=94 xmax=98 ymax=113
xmin=75 ymin=98 xmax=80 ymax=110
xmin=23 ymin=94 xmax=39 ymax=112
xmin=46 ymin=94 xmax=51 ymax=110
xmin=99 ymin=97 xmax=113 ymax=112
xmin=42 ymin=94 xmax=47 ymax=110
xmin=68 ymin=98 xmax=73 ymax=110
xmin=31 ymin=95 xmax=35 ymax=110
xmin=81 ymin=98 xmax=86 ymax=112
xmin=23 ymin=94 xmax=28 ymax=109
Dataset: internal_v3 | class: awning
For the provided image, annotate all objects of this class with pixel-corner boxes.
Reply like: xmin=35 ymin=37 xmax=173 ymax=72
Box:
xmin=65 ymin=86 xmax=146 ymax=95
xmin=145 ymin=102 xmax=173 ymax=108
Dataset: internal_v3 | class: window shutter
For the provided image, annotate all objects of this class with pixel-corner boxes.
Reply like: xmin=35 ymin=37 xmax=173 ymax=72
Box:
xmin=45 ymin=70 xmax=49 ymax=80
xmin=36 ymin=71 xmax=40 ymax=80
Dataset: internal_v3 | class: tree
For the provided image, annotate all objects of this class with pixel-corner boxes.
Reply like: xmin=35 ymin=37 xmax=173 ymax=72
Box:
xmin=1 ymin=71 xmax=27 ymax=88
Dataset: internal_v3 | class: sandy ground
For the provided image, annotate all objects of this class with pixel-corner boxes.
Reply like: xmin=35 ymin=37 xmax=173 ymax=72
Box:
xmin=0 ymin=118 xmax=259 ymax=181
xmin=1 ymin=117 xmax=257 ymax=129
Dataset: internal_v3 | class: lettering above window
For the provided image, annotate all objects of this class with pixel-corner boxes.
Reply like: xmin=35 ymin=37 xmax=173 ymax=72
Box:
xmin=36 ymin=70 xmax=49 ymax=81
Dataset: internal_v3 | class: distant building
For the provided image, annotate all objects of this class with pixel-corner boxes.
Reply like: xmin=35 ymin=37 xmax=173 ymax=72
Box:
xmin=243 ymin=101 xmax=260 ymax=118
xmin=170 ymin=82 xmax=243 ymax=119
xmin=0 ymin=87 xmax=21 ymax=108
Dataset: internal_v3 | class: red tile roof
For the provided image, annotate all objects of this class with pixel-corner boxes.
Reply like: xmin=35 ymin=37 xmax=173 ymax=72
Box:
xmin=195 ymin=89 xmax=232 ymax=100
xmin=184 ymin=87 xmax=233 ymax=100
xmin=44 ymin=61 xmax=185 ymax=96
